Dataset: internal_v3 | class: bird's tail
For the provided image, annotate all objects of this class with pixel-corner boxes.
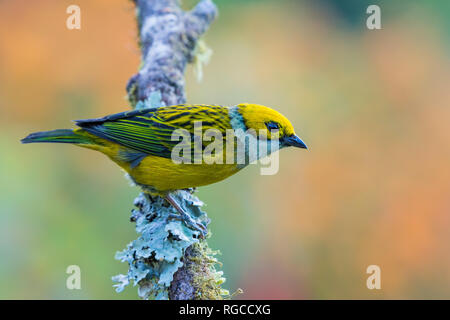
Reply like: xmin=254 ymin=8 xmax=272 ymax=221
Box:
xmin=21 ymin=129 xmax=91 ymax=145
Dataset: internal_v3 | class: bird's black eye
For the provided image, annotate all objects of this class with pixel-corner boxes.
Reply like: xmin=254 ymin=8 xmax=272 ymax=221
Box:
xmin=266 ymin=121 xmax=279 ymax=131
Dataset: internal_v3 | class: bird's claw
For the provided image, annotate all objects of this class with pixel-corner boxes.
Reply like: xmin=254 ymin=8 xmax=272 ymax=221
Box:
xmin=165 ymin=193 xmax=208 ymax=238
xmin=166 ymin=213 xmax=208 ymax=239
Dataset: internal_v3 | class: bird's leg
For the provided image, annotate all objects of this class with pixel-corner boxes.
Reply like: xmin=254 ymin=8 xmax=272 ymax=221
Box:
xmin=165 ymin=193 xmax=207 ymax=238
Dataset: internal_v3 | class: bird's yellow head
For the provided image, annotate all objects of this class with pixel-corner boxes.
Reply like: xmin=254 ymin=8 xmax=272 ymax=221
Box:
xmin=235 ymin=103 xmax=307 ymax=149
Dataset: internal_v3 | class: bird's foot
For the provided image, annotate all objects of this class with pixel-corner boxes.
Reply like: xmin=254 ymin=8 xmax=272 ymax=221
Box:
xmin=165 ymin=193 xmax=208 ymax=239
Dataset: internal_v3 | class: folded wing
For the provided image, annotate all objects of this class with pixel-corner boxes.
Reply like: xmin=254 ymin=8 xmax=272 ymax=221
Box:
xmin=75 ymin=105 xmax=232 ymax=160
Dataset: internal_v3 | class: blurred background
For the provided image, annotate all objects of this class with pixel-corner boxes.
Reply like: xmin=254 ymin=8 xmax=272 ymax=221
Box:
xmin=0 ymin=0 xmax=449 ymax=299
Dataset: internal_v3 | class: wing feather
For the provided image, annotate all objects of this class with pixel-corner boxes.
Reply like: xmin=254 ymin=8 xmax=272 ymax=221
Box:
xmin=75 ymin=105 xmax=232 ymax=159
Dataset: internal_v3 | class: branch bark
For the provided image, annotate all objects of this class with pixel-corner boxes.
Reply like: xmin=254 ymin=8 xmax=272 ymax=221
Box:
xmin=113 ymin=0 xmax=225 ymax=300
xmin=127 ymin=0 xmax=217 ymax=108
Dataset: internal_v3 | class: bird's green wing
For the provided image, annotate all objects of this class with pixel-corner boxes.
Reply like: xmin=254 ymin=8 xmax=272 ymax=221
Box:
xmin=75 ymin=105 xmax=232 ymax=160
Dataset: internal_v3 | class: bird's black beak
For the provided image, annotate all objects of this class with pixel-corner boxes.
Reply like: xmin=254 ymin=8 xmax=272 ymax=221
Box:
xmin=283 ymin=134 xmax=308 ymax=149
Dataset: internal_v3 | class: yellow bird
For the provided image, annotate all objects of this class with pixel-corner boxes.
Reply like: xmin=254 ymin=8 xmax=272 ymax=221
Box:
xmin=22 ymin=103 xmax=307 ymax=235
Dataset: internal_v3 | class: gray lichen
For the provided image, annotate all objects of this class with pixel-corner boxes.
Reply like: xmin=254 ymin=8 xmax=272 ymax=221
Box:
xmin=127 ymin=0 xmax=218 ymax=107
xmin=113 ymin=190 xmax=223 ymax=299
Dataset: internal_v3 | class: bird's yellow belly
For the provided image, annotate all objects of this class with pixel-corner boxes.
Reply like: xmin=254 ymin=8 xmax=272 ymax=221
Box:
xmin=129 ymin=156 xmax=241 ymax=191
xmin=122 ymin=155 xmax=241 ymax=192
xmin=80 ymin=137 xmax=242 ymax=192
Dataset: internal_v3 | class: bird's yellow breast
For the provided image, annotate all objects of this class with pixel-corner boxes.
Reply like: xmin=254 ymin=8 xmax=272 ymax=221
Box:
xmin=78 ymin=133 xmax=241 ymax=193
xmin=126 ymin=156 xmax=241 ymax=192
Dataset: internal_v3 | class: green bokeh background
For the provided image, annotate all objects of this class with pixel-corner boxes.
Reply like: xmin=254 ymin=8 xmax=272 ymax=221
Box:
xmin=1 ymin=0 xmax=449 ymax=299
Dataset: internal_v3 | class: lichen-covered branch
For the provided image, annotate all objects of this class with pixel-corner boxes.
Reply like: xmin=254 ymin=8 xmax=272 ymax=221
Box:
xmin=112 ymin=0 xmax=228 ymax=300
xmin=126 ymin=0 xmax=217 ymax=108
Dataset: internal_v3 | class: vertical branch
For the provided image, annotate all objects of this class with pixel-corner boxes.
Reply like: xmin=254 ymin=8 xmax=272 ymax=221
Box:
xmin=126 ymin=0 xmax=217 ymax=107
xmin=112 ymin=0 xmax=226 ymax=300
